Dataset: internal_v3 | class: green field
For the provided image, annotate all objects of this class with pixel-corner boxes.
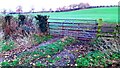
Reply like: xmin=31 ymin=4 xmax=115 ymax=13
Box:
xmin=0 ymin=7 xmax=118 ymax=24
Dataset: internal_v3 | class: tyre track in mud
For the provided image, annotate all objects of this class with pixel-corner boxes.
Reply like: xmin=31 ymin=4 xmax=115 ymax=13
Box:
xmin=34 ymin=41 xmax=89 ymax=66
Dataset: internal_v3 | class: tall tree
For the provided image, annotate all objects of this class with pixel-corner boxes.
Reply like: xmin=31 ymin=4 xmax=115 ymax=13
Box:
xmin=72 ymin=4 xmax=77 ymax=9
xmin=69 ymin=5 xmax=73 ymax=9
xmin=84 ymin=3 xmax=90 ymax=8
xmin=3 ymin=9 xmax=7 ymax=14
xmin=30 ymin=6 xmax=35 ymax=13
xmin=78 ymin=3 xmax=85 ymax=8
xmin=16 ymin=5 xmax=23 ymax=13
xmin=42 ymin=8 xmax=45 ymax=12
xmin=49 ymin=8 xmax=53 ymax=12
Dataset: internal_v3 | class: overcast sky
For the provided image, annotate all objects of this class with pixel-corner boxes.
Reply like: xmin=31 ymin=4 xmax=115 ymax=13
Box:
xmin=0 ymin=0 xmax=119 ymax=12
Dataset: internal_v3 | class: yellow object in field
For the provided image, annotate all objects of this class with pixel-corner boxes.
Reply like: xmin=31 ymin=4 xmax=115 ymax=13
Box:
xmin=76 ymin=49 xmax=78 ymax=52
xmin=47 ymin=55 xmax=51 ymax=58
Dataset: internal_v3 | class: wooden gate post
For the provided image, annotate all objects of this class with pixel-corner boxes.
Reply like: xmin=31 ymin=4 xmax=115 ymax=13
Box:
xmin=97 ymin=18 xmax=103 ymax=37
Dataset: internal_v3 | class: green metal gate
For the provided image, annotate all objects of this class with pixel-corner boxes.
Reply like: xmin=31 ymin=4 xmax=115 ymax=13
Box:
xmin=48 ymin=18 xmax=98 ymax=40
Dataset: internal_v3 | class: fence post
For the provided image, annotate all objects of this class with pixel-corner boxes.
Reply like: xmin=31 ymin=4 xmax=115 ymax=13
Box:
xmin=62 ymin=22 xmax=64 ymax=37
xmin=116 ymin=24 xmax=120 ymax=52
xmin=48 ymin=22 xmax=50 ymax=35
xmin=97 ymin=18 xmax=103 ymax=37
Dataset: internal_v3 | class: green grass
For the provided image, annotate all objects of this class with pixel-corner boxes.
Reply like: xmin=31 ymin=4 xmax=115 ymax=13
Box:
xmin=30 ymin=7 xmax=118 ymax=24
xmin=0 ymin=7 xmax=118 ymax=24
